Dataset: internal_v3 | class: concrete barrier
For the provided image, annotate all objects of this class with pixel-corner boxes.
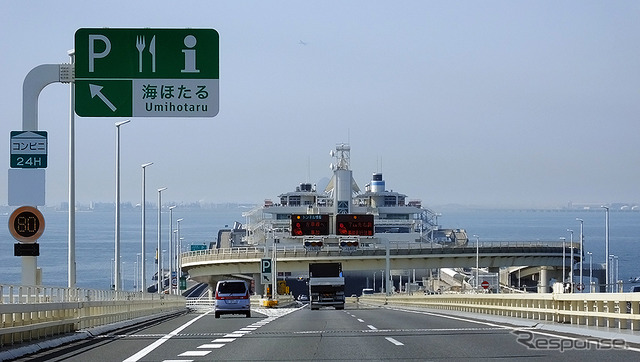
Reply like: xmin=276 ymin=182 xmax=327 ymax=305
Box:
xmin=360 ymin=292 xmax=640 ymax=331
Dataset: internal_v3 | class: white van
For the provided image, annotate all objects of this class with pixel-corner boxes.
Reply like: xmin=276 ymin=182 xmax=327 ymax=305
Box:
xmin=214 ymin=280 xmax=251 ymax=318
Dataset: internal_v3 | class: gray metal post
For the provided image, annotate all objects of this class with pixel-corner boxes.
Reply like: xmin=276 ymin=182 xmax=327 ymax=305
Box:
xmin=68 ymin=51 xmax=76 ymax=288
xmin=157 ymin=187 xmax=167 ymax=293
xmin=114 ymin=120 xmax=130 ymax=291
xmin=176 ymin=218 xmax=183 ymax=294
xmin=602 ymin=206 xmax=609 ymax=292
xmin=577 ymin=218 xmax=584 ymax=290
xmin=21 ymin=63 xmax=72 ymax=286
xmin=560 ymin=237 xmax=566 ymax=286
xmin=474 ymin=234 xmax=479 ymax=289
xmin=385 ymin=239 xmax=390 ymax=296
xmin=168 ymin=206 xmax=176 ymax=294
xmin=141 ymin=163 xmax=153 ymax=293
xmin=567 ymin=229 xmax=573 ymax=292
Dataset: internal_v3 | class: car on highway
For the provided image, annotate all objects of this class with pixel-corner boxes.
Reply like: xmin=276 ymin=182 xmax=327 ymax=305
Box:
xmin=297 ymin=294 xmax=309 ymax=304
xmin=214 ymin=280 xmax=251 ymax=318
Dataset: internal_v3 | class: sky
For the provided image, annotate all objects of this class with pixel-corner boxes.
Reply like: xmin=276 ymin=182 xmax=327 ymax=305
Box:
xmin=1 ymin=1 xmax=639 ymax=208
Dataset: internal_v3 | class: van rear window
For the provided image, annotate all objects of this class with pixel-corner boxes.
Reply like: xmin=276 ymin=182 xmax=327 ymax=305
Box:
xmin=218 ymin=282 xmax=246 ymax=294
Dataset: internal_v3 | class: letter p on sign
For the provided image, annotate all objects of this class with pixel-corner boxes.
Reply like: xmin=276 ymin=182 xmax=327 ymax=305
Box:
xmin=261 ymin=258 xmax=272 ymax=274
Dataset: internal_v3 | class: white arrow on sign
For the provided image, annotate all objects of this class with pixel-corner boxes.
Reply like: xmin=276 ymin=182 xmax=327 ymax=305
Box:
xmin=89 ymin=84 xmax=117 ymax=112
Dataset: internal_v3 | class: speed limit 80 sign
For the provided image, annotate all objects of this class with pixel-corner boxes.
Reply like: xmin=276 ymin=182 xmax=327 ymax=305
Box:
xmin=9 ymin=206 xmax=45 ymax=243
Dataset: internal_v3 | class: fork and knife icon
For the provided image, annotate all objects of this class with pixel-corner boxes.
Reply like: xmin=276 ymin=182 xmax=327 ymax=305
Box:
xmin=136 ymin=35 xmax=156 ymax=73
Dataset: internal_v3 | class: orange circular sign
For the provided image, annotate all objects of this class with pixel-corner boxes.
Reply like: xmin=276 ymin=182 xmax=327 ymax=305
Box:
xmin=8 ymin=206 xmax=45 ymax=243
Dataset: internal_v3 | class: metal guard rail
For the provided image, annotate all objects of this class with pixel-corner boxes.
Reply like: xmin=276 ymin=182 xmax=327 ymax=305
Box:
xmin=360 ymin=292 xmax=640 ymax=331
xmin=1 ymin=284 xmax=186 ymax=347
xmin=181 ymin=242 xmax=576 ymax=264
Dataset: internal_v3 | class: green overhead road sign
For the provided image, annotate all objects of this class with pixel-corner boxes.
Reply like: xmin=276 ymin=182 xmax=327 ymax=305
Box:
xmin=74 ymin=28 xmax=219 ymax=118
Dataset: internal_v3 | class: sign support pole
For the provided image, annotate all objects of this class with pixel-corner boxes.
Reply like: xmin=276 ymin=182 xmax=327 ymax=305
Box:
xmin=68 ymin=50 xmax=77 ymax=288
xmin=16 ymin=63 xmax=71 ymax=286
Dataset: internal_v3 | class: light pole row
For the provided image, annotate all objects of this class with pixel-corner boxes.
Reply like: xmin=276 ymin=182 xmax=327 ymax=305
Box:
xmin=563 ymin=207 xmax=611 ymax=293
xmin=114 ymin=120 xmax=182 ymax=294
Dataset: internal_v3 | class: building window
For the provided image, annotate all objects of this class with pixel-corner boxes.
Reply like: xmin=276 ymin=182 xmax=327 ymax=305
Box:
xmin=384 ymin=196 xmax=397 ymax=206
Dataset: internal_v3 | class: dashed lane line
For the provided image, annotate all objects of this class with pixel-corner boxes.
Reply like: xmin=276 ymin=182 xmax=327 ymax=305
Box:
xmin=197 ymin=344 xmax=225 ymax=349
xmin=123 ymin=310 xmax=212 ymax=362
xmin=385 ymin=337 xmax=404 ymax=346
xmin=212 ymin=338 xmax=235 ymax=343
xmin=162 ymin=306 xmax=304 ymax=361
xmin=178 ymin=350 xmax=211 ymax=357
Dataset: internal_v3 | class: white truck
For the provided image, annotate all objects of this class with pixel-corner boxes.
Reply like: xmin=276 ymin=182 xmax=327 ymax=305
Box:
xmin=308 ymin=262 xmax=345 ymax=310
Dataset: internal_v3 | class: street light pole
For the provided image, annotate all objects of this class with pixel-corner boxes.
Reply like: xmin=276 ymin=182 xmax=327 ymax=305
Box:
xmin=576 ymin=218 xmax=584 ymax=290
xmin=560 ymin=237 xmax=566 ymax=288
xmin=157 ymin=187 xmax=167 ymax=294
xmin=68 ymin=50 xmax=76 ymax=289
xmin=141 ymin=162 xmax=153 ymax=293
xmin=601 ymin=205 xmax=610 ymax=292
xmin=173 ymin=229 xmax=178 ymax=294
xmin=135 ymin=253 xmax=141 ymax=292
xmin=567 ymin=229 xmax=573 ymax=292
xmin=168 ymin=206 xmax=176 ymax=294
xmin=614 ymin=255 xmax=619 ymax=292
xmin=587 ymin=251 xmax=593 ymax=292
xmin=473 ymin=235 xmax=479 ymax=289
xmin=114 ymin=119 xmax=130 ymax=291
xmin=176 ymin=218 xmax=183 ymax=295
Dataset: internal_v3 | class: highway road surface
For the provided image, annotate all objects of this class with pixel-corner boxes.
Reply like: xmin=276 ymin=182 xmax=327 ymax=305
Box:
xmin=11 ymin=303 xmax=640 ymax=361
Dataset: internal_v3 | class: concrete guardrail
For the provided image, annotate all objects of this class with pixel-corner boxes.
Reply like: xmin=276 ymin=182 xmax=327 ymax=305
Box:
xmin=360 ymin=291 xmax=640 ymax=331
xmin=0 ymin=284 xmax=186 ymax=348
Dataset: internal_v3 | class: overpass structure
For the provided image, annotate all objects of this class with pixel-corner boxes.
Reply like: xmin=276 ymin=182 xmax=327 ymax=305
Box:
xmin=181 ymin=240 xmax=581 ymax=293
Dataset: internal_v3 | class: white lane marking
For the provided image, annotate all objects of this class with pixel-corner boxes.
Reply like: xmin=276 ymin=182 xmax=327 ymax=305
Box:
xmin=385 ymin=337 xmax=404 ymax=346
xmin=367 ymin=325 xmax=377 ymax=330
xmin=357 ymin=319 xmax=364 ymax=323
xmin=385 ymin=306 xmax=640 ymax=353
xmin=198 ymin=344 xmax=224 ymax=349
xmin=179 ymin=350 xmax=211 ymax=357
xmin=212 ymin=338 xmax=235 ymax=343
xmin=162 ymin=307 xmax=303 ymax=360
xmin=224 ymin=333 xmax=244 ymax=338
xmin=124 ymin=311 xmax=211 ymax=362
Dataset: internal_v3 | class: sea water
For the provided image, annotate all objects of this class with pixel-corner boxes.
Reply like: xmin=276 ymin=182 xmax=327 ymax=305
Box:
xmin=0 ymin=205 xmax=246 ymax=289
xmin=1 ymin=207 xmax=638 ymax=291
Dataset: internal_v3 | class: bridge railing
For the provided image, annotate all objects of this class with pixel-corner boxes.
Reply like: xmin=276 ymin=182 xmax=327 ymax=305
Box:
xmin=360 ymin=292 xmax=640 ymax=331
xmin=181 ymin=241 xmax=575 ymax=265
xmin=0 ymin=284 xmax=186 ymax=348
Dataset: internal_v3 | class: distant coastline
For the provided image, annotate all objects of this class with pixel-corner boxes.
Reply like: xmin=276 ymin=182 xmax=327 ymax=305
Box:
xmin=1 ymin=201 xmax=639 ymax=214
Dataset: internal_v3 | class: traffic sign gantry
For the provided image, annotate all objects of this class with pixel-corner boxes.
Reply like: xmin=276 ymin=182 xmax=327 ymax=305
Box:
xmin=9 ymin=206 xmax=45 ymax=243
xmin=74 ymin=28 xmax=219 ymax=118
